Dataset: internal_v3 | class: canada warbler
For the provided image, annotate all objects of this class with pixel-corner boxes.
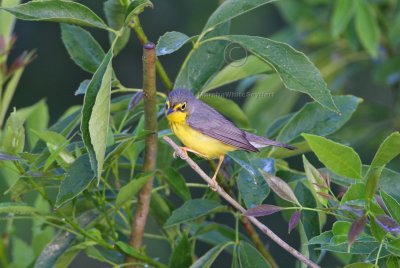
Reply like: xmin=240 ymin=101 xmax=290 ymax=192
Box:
xmin=165 ymin=88 xmax=295 ymax=188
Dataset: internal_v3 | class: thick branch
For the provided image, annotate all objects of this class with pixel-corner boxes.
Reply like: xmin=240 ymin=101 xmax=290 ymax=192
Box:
xmin=163 ymin=136 xmax=321 ymax=268
xmin=126 ymin=42 xmax=158 ymax=266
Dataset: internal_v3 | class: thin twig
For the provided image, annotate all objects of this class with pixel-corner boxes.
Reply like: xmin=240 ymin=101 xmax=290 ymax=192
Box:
xmin=163 ymin=136 xmax=321 ymax=268
xmin=126 ymin=43 xmax=158 ymax=266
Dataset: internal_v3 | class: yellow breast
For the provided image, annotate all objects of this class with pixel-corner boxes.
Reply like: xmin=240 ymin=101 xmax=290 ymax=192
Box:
xmin=169 ymin=121 xmax=236 ymax=159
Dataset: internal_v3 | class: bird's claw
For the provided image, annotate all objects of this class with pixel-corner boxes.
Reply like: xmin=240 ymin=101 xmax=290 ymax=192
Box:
xmin=208 ymin=180 xmax=219 ymax=191
xmin=173 ymin=148 xmax=188 ymax=160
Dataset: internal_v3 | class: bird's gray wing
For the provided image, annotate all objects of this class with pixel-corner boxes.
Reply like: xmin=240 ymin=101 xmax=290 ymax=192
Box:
xmin=187 ymin=104 xmax=258 ymax=152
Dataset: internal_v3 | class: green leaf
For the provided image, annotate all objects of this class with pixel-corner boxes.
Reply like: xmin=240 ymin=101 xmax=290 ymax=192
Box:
xmin=211 ymin=35 xmax=338 ymax=112
xmin=0 ymin=202 xmax=40 ymax=215
xmin=294 ymin=181 xmax=321 ymax=261
xmin=199 ymin=95 xmax=249 ymax=128
xmin=228 ymin=152 xmax=272 ymax=208
xmin=165 ymin=199 xmax=222 ymax=227
xmin=61 ymin=24 xmax=105 ymax=73
xmin=124 ymin=0 xmax=153 ymax=25
xmin=354 ymin=0 xmax=380 ymax=58
xmin=302 ymin=134 xmax=362 ymax=179
xmin=11 ymin=236 xmax=35 ymax=268
xmin=174 ymin=22 xmax=230 ymax=92
xmin=164 ymin=168 xmax=191 ymax=201
xmin=303 ymin=155 xmax=328 ymax=207
xmin=331 ymin=0 xmax=354 ymax=37
xmin=35 ymin=210 xmax=99 ymax=268
xmin=365 ymin=167 xmax=383 ymax=203
xmin=203 ymin=0 xmax=274 ymax=33
xmin=276 ymin=95 xmax=361 ymax=144
xmin=55 ymin=153 xmax=95 ymax=207
xmin=1 ymin=0 xmax=108 ymax=30
xmin=381 ymin=191 xmax=400 ymax=224
xmin=387 ymin=239 xmax=400 ymax=257
xmin=371 ymin=132 xmax=400 ymax=168
xmin=115 ymin=172 xmax=154 ymax=207
xmin=1 ymin=110 xmax=25 ymax=154
xmin=344 ymin=263 xmax=374 ymax=268
xmin=307 ymin=231 xmax=333 ymax=245
xmin=237 ymin=241 xmax=271 ymax=268
xmin=202 ymin=55 xmax=272 ymax=92
xmin=22 ymin=100 xmax=49 ymax=148
xmin=156 ymin=31 xmax=191 ymax=56
xmin=262 ymin=171 xmax=300 ymax=205
xmin=115 ymin=241 xmax=163 ymax=268
xmin=190 ymin=242 xmax=232 ymax=268
xmin=387 ymin=256 xmax=400 ymax=268
xmin=81 ymin=50 xmax=113 ymax=183
xmin=341 ymin=183 xmax=365 ymax=203
xmin=0 ymin=0 xmax=20 ymax=38
xmin=169 ymin=235 xmax=193 ymax=268
xmin=104 ymin=0 xmax=130 ymax=55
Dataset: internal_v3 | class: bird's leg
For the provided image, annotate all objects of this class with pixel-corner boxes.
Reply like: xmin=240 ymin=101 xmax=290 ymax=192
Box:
xmin=209 ymin=155 xmax=224 ymax=191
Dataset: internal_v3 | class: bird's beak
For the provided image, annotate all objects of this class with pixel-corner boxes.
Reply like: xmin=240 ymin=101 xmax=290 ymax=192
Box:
xmin=167 ymin=108 xmax=175 ymax=115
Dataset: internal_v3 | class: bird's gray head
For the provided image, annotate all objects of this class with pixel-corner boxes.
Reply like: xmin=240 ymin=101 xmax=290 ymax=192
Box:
xmin=165 ymin=88 xmax=197 ymax=118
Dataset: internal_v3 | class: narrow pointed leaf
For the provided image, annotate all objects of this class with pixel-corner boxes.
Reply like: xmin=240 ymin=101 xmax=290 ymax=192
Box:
xmin=115 ymin=172 xmax=154 ymax=207
xmin=371 ymin=132 xmax=400 ymax=168
xmin=61 ymin=24 xmax=105 ymax=73
xmin=1 ymin=0 xmax=108 ymax=29
xmin=302 ymin=133 xmax=362 ymax=179
xmin=365 ymin=167 xmax=383 ymax=202
xmin=288 ymin=211 xmax=301 ymax=233
xmin=331 ymin=0 xmax=354 ymax=37
xmin=81 ymin=50 xmax=113 ymax=182
xmin=156 ymin=31 xmax=191 ymax=56
xmin=303 ymin=155 xmax=329 ymax=207
xmin=354 ymin=0 xmax=380 ymax=58
xmin=245 ymin=204 xmax=282 ymax=217
xmin=375 ymin=214 xmax=400 ymax=235
xmin=261 ymin=171 xmax=300 ymax=205
xmin=190 ymin=242 xmax=231 ymax=268
xmin=165 ymin=199 xmax=222 ymax=227
xmin=348 ymin=215 xmax=367 ymax=249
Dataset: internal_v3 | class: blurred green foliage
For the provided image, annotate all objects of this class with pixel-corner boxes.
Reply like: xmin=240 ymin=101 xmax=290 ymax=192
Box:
xmin=0 ymin=0 xmax=400 ymax=268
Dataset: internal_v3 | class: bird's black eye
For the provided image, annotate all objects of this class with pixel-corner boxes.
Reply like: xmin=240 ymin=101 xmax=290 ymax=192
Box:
xmin=180 ymin=102 xmax=186 ymax=111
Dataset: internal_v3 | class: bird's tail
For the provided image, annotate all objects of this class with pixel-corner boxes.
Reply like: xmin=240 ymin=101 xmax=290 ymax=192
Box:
xmin=244 ymin=132 xmax=296 ymax=150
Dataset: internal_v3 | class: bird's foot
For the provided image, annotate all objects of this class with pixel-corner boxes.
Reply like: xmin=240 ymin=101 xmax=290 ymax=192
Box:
xmin=173 ymin=147 xmax=188 ymax=160
xmin=208 ymin=175 xmax=219 ymax=191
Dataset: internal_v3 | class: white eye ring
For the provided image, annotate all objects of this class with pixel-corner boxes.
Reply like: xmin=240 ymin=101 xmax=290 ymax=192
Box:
xmin=180 ymin=103 xmax=186 ymax=111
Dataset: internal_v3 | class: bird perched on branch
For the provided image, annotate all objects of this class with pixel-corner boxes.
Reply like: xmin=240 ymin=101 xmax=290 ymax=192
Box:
xmin=165 ymin=88 xmax=295 ymax=189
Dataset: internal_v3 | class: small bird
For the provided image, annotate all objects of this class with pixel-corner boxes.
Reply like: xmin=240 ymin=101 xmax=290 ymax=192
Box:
xmin=165 ymin=88 xmax=295 ymax=189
